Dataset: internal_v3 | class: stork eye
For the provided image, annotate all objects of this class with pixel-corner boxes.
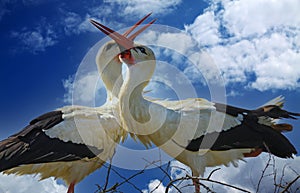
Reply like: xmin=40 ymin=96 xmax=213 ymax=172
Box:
xmin=136 ymin=47 xmax=147 ymax=55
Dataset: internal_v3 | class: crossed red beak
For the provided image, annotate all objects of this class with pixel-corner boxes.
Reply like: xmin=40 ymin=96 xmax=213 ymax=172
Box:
xmin=90 ymin=13 xmax=156 ymax=50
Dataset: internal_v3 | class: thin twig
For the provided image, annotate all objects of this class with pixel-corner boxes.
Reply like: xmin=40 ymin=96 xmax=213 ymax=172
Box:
xmin=165 ymin=174 xmax=251 ymax=193
xmin=280 ymin=175 xmax=300 ymax=193
xmin=187 ymin=174 xmax=216 ymax=193
xmin=94 ymin=184 xmax=102 ymax=193
xmin=170 ymin=165 xmax=191 ymax=175
xmin=100 ymin=164 xmax=143 ymax=192
xmin=276 ymin=164 xmax=288 ymax=193
xmin=150 ymin=162 xmax=171 ymax=193
xmin=117 ymin=170 xmax=145 ymax=189
xmin=103 ymin=160 xmax=113 ymax=191
xmin=289 ymin=166 xmax=299 ymax=176
xmin=179 ymin=180 xmax=216 ymax=193
xmin=271 ymin=156 xmax=278 ymax=193
xmin=105 ymin=159 xmax=158 ymax=192
xmin=164 ymin=176 xmax=189 ymax=193
xmin=207 ymin=168 xmax=221 ymax=180
xmin=143 ymin=159 xmax=172 ymax=181
xmin=200 ymin=177 xmax=251 ymax=193
xmin=256 ymin=144 xmax=272 ymax=193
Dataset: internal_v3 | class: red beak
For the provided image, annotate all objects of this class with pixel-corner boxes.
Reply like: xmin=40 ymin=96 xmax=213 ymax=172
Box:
xmin=90 ymin=13 xmax=156 ymax=50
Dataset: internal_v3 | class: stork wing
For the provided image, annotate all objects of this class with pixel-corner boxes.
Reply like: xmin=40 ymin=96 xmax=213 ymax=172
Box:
xmin=183 ymin=101 xmax=299 ymax=158
xmin=156 ymin=96 xmax=298 ymax=158
xmin=0 ymin=105 xmax=123 ymax=172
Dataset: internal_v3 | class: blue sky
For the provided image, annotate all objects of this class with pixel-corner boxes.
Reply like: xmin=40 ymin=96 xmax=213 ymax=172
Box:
xmin=1 ymin=0 xmax=300 ymax=192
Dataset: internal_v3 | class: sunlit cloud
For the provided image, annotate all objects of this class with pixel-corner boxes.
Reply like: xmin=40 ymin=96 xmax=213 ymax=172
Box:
xmin=103 ymin=0 xmax=182 ymax=17
xmin=185 ymin=0 xmax=300 ymax=91
xmin=0 ymin=173 xmax=67 ymax=193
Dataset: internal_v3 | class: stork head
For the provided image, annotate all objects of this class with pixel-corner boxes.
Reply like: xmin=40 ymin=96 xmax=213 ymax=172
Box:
xmin=119 ymin=45 xmax=155 ymax=65
xmin=90 ymin=13 xmax=156 ymax=99
xmin=119 ymin=44 xmax=156 ymax=88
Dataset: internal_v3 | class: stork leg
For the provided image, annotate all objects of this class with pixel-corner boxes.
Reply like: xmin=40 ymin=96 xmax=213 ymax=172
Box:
xmin=192 ymin=178 xmax=200 ymax=193
xmin=192 ymin=171 xmax=200 ymax=193
xmin=67 ymin=181 xmax=76 ymax=193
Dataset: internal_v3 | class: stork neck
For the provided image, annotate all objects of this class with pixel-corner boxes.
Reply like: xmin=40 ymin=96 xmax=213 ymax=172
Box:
xmin=96 ymin=42 xmax=123 ymax=101
xmin=120 ymin=66 xmax=149 ymax=104
xmin=118 ymin=63 xmax=154 ymax=134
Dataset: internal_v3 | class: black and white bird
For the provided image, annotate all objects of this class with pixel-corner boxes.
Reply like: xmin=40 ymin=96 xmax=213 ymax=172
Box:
xmin=0 ymin=14 xmax=155 ymax=193
xmin=91 ymin=22 xmax=299 ymax=193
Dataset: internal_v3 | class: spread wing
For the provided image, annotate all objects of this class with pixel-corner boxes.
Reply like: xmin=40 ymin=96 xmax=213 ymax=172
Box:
xmin=157 ymin=96 xmax=297 ymax=158
xmin=0 ymin=106 xmax=123 ymax=172
xmin=184 ymin=102 xmax=298 ymax=158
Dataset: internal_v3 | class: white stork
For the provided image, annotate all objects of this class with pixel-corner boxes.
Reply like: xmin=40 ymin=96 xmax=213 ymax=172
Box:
xmin=92 ymin=22 xmax=299 ymax=193
xmin=0 ymin=14 xmax=155 ymax=193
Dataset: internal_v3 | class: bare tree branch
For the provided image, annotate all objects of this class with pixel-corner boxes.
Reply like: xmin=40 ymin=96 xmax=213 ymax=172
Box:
xmin=149 ymin=162 xmax=171 ymax=193
xmin=97 ymin=163 xmax=146 ymax=192
xmin=103 ymin=159 xmax=112 ymax=191
xmin=164 ymin=168 xmax=252 ymax=193
xmin=164 ymin=176 xmax=188 ymax=193
xmin=256 ymin=143 xmax=272 ymax=193
xmin=94 ymin=150 xmax=299 ymax=193
xmin=280 ymin=175 xmax=300 ymax=193
xmin=207 ymin=168 xmax=221 ymax=180
xmin=200 ymin=177 xmax=251 ymax=193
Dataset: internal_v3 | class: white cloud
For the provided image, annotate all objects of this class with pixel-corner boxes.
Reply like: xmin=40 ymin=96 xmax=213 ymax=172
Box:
xmin=143 ymin=155 xmax=300 ymax=193
xmin=169 ymin=161 xmax=195 ymax=193
xmin=250 ymin=49 xmax=300 ymax=91
xmin=59 ymin=0 xmax=183 ymax=36
xmin=60 ymin=7 xmax=124 ymax=36
xmin=103 ymin=0 xmax=182 ymax=17
xmin=185 ymin=11 xmax=220 ymax=46
xmin=63 ymin=71 xmax=106 ymax=106
xmin=69 ymin=0 xmax=298 ymax=92
xmin=221 ymin=0 xmax=300 ymax=38
xmin=203 ymin=154 xmax=300 ymax=193
xmin=62 ymin=11 xmax=85 ymax=35
xmin=0 ymin=173 xmax=67 ymax=193
xmin=10 ymin=19 xmax=58 ymax=54
xmin=183 ymin=0 xmax=300 ymax=91
xmin=60 ymin=0 xmax=300 ymax=100
xmin=142 ymin=179 xmax=166 ymax=193
xmin=142 ymin=161 xmax=194 ymax=193
xmin=60 ymin=0 xmax=182 ymax=35
xmin=61 ymin=11 xmax=105 ymax=36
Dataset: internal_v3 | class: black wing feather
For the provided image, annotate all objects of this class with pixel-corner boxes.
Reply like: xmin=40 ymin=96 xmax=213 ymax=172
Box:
xmin=185 ymin=103 xmax=298 ymax=158
xmin=0 ymin=111 xmax=103 ymax=172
